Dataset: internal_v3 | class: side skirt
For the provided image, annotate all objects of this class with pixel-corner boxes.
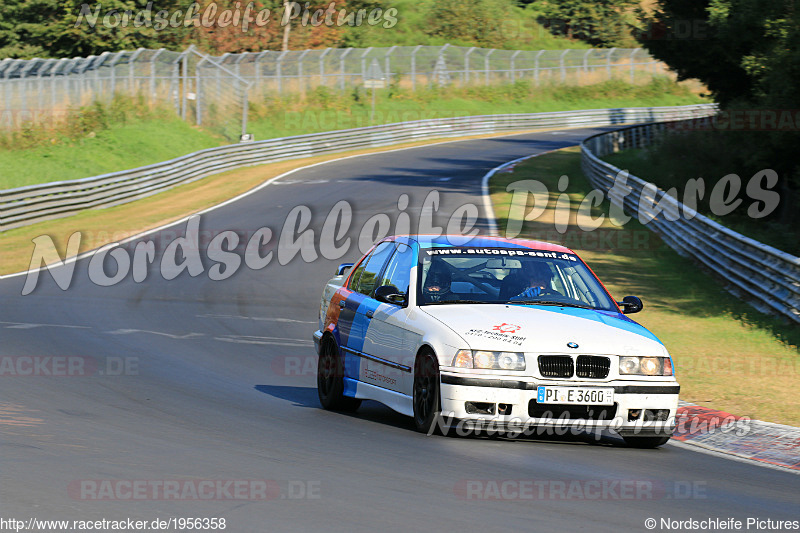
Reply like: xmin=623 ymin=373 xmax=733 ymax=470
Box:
xmin=343 ymin=377 xmax=414 ymax=417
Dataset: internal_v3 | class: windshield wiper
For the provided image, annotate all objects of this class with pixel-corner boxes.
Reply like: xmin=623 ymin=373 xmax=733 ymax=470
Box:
xmin=508 ymin=300 xmax=594 ymax=309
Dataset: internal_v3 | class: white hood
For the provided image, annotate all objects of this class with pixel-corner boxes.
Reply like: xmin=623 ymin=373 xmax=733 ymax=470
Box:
xmin=422 ymin=304 xmax=667 ymax=357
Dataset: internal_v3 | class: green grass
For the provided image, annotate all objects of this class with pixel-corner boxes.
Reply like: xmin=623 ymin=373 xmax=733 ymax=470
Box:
xmin=0 ymin=78 xmax=703 ymax=190
xmin=489 ymin=147 xmax=800 ymax=426
xmin=247 ymin=77 xmax=704 ymax=141
xmin=0 ymin=118 xmax=222 ymax=189
xmin=602 ymin=148 xmax=799 ymax=256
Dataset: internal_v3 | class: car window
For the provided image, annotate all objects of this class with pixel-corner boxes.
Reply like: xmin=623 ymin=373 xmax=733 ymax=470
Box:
xmin=352 ymin=241 xmax=395 ymax=296
xmin=417 ymin=248 xmax=617 ymax=310
xmin=376 ymin=243 xmax=413 ymax=297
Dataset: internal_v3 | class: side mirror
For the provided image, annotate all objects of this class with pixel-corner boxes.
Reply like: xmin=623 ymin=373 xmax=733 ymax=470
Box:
xmin=374 ymin=285 xmax=407 ymax=306
xmin=337 ymin=263 xmax=354 ymax=276
xmin=618 ymin=295 xmax=643 ymax=314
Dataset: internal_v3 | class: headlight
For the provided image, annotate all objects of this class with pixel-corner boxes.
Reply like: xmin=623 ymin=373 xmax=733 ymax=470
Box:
xmin=452 ymin=350 xmax=525 ymax=371
xmin=619 ymin=356 xmax=672 ymax=376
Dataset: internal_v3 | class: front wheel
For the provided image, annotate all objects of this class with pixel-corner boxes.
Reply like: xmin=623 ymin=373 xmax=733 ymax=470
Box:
xmin=317 ymin=337 xmax=361 ymax=412
xmin=622 ymin=435 xmax=671 ymax=448
xmin=413 ymin=350 xmax=442 ymax=434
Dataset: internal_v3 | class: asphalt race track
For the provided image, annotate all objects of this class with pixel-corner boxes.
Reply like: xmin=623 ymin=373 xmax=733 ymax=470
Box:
xmin=1 ymin=128 xmax=798 ymax=532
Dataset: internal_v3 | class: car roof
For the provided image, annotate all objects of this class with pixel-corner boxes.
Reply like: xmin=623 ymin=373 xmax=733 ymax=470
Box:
xmin=387 ymin=235 xmax=576 ymax=254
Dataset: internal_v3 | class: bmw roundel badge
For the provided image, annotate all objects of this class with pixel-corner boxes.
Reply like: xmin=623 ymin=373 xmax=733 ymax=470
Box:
xmin=567 ymin=342 xmax=579 ymax=349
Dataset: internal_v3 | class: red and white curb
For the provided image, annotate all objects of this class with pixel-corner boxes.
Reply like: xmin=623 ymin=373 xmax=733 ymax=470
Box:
xmin=673 ymin=402 xmax=800 ymax=472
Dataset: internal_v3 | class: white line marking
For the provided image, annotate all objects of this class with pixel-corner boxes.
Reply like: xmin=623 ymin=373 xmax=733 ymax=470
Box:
xmin=215 ymin=335 xmax=313 ymax=346
xmin=0 ymin=321 xmax=91 ymax=330
xmin=480 ymin=148 xmax=565 ymax=237
xmin=106 ymin=329 xmax=205 ymax=339
xmin=197 ymin=314 xmax=314 ymax=324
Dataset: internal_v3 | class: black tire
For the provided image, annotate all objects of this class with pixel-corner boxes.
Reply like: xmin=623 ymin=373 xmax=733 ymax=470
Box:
xmin=622 ymin=435 xmax=671 ymax=448
xmin=317 ymin=337 xmax=361 ymax=412
xmin=413 ymin=350 xmax=442 ymax=434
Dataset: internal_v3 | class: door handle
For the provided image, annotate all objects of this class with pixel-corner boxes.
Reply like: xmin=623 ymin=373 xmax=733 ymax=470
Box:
xmin=339 ymin=300 xmax=345 ymax=309
xmin=365 ymin=310 xmax=374 ymax=319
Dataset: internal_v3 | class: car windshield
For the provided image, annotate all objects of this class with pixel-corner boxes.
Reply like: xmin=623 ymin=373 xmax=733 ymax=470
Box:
xmin=417 ymin=247 xmax=617 ymax=311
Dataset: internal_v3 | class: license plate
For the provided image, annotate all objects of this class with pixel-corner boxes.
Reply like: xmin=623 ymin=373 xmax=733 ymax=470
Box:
xmin=537 ymin=386 xmax=614 ymax=406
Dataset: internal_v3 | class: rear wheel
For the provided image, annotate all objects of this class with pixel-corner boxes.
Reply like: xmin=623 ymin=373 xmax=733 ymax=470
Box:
xmin=622 ymin=435 xmax=671 ymax=448
xmin=413 ymin=350 xmax=442 ymax=434
xmin=317 ymin=337 xmax=361 ymax=412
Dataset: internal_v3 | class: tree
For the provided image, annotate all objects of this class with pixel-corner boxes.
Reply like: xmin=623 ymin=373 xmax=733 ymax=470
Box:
xmin=637 ymin=0 xmax=800 ymax=232
xmin=534 ymin=0 xmax=639 ymax=47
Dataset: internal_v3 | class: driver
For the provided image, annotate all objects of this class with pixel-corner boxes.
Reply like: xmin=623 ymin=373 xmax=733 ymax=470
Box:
xmin=423 ymin=263 xmax=453 ymax=303
xmin=510 ymin=261 xmax=552 ymax=300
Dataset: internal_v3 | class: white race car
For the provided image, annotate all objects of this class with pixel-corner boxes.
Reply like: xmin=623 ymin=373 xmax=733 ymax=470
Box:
xmin=313 ymin=235 xmax=679 ymax=447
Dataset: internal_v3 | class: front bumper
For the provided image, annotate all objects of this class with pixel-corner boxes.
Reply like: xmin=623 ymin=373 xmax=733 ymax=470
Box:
xmin=439 ymin=372 xmax=679 ymax=436
xmin=312 ymin=330 xmax=323 ymax=355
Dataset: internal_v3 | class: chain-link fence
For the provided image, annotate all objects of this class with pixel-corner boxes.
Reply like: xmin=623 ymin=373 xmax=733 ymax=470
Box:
xmin=0 ymin=45 xmax=668 ymax=142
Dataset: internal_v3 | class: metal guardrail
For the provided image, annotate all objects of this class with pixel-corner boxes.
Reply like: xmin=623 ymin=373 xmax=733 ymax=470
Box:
xmin=0 ymin=104 xmax=716 ymax=232
xmin=581 ymin=121 xmax=800 ymax=324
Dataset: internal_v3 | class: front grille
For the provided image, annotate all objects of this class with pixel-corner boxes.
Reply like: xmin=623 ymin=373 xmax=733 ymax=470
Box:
xmin=528 ymin=400 xmax=618 ymax=420
xmin=576 ymin=355 xmax=610 ymax=379
xmin=538 ymin=355 xmax=574 ymax=378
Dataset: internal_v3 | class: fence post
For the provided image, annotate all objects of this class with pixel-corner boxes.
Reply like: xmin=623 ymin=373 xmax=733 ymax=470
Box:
xmin=583 ymin=49 xmax=592 ymax=73
xmin=606 ymin=48 xmax=616 ymax=80
xmin=534 ymin=50 xmax=544 ymax=86
xmin=630 ymin=49 xmax=637 ymax=83
xmin=410 ymin=45 xmax=421 ymax=90
xmin=319 ymin=47 xmax=331 ymax=87
xmin=464 ymin=46 xmax=475 ymax=84
xmin=559 ymin=49 xmax=568 ymax=83
xmin=196 ymin=57 xmax=203 ymax=126
xmin=385 ymin=45 xmax=396 ymax=86
xmin=241 ymin=79 xmax=248 ymax=138
xmin=297 ymin=49 xmax=310 ymax=92
xmin=150 ymin=48 xmax=165 ymax=102
xmin=128 ymin=48 xmax=145 ymax=94
xmin=340 ymin=48 xmax=352 ymax=91
xmin=276 ymin=50 xmax=288 ymax=94
xmin=254 ymin=50 xmax=268 ymax=92
xmin=485 ymin=49 xmax=495 ymax=86
xmin=360 ymin=47 xmax=373 ymax=85
xmin=510 ymin=50 xmax=521 ymax=83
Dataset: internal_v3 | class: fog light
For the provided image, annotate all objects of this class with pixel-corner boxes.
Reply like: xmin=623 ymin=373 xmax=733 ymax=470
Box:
xmin=628 ymin=409 xmax=642 ymax=421
xmin=465 ymin=402 xmax=495 ymax=415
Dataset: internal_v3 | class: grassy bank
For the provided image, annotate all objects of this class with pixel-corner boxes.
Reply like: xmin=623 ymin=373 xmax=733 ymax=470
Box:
xmin=602 ymin=148 xmax=799 ymax=256
xmin=489 ymin=147 xmax=800 ymax=426
xmin=1 ymin=78 xmax=703 ymax=189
